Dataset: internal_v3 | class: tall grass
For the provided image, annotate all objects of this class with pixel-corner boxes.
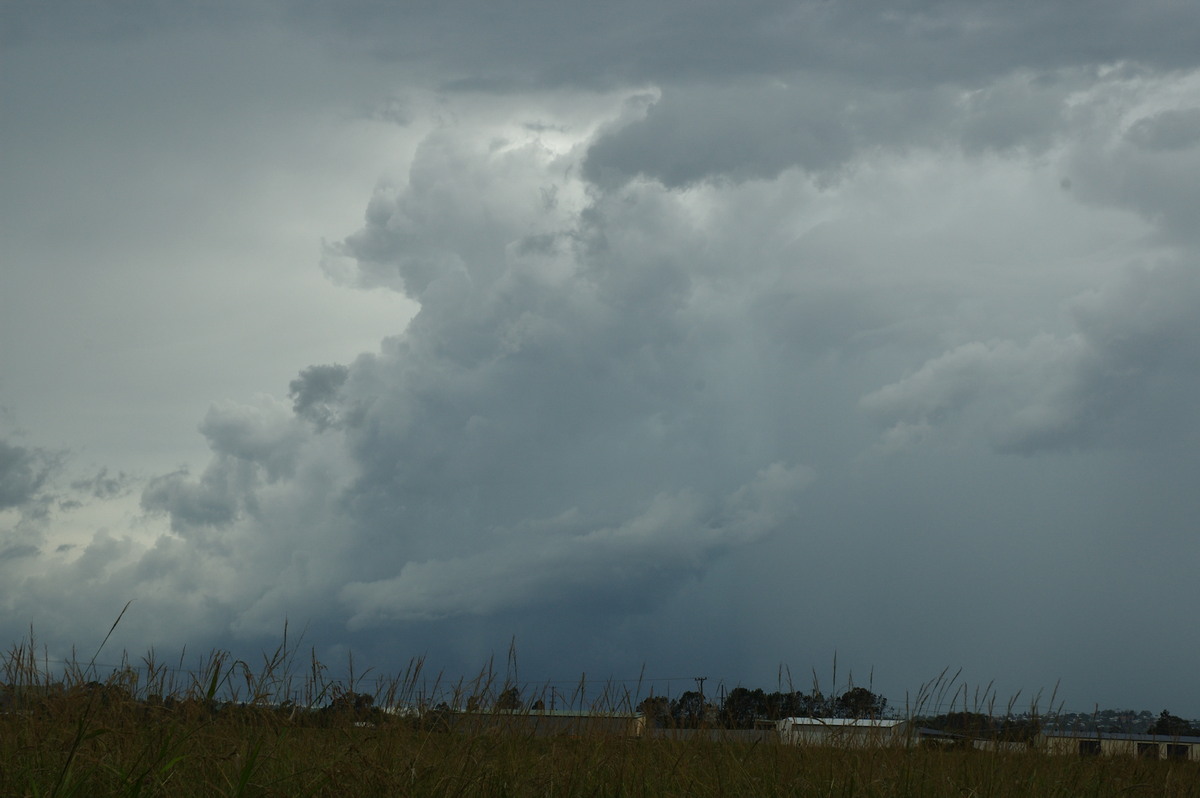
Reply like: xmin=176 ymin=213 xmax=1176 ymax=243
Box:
xmin=2 ymin=630 xmax=1198 ymax=797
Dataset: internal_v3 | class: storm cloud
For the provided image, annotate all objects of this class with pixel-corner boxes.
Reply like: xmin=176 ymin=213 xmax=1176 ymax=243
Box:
xmin=138 ymin=123 xmax=821 ymax=639
xmin=4 ymin=0 xmax=1200 ymax=715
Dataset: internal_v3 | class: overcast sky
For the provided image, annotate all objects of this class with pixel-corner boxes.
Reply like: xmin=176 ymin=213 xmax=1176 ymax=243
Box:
xmin=3 ymin=0 xmax=1200 ymax=716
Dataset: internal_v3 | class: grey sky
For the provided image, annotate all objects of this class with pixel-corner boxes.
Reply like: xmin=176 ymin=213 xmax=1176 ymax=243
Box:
xmin=3 ymin=1 xmax=1200 ymax=715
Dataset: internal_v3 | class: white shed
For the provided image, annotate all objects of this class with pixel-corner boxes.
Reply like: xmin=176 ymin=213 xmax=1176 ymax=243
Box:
xmin=1041 ymin=730 xmax=1200 ymax=761
xmin=777 ymin=717 xmax=912 ymax=747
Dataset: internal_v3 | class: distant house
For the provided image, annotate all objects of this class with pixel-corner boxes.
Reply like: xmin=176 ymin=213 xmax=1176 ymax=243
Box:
xmin=1041 ymin=730 xmax=1200 ymax=761
xmin=777 ymin=717 xmax=913 ymax=747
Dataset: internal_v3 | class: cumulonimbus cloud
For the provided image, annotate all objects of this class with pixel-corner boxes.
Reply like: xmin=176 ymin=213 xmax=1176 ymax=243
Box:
xmin=130 ymin=112 xmax=826 ymax=644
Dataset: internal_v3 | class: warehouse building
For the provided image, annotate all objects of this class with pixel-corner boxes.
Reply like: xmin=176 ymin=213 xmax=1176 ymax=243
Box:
xmin=1041 ymin=730 xmax=1200 ymax=761
xmin=777 ymin=717 xmax=913 ymax=747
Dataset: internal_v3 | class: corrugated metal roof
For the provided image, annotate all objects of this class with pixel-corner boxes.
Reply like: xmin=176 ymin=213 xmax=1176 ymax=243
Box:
xmin=1043 ymin=730 xmax=1200 ymax=744
xmin=779 ymin=717 xmax=905 ymax=728
xmin=482 ymin=709 xmax=639 ymax=718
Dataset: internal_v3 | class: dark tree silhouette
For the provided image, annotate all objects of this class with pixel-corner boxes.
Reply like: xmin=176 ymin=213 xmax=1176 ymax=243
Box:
xmin=671 ymin=691 xmax=709 ymax=728
xmin=495 ymin=687 xmax=522 ymax=711
xmin=1148 ymin=710 xmax=1196 ymax=737
xmin=835 ymin=687 xmax=888 ymax=718
xmin=637 ymin=696 xmax=671 ymax=728
xmin=721 ymin=687 xmax=767 ymax=729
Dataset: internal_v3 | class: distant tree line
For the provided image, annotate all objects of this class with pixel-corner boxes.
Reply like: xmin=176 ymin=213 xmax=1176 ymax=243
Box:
xmin=1147 ymin=710 xmax=1198 ymax=737
xmin=1040 ymin=708 xmax=1200 ymax=736
xmin=14 ymin=671 xmax=1193 ymax=740
xmin=913 ymin=711 xmax=1042 ymax=744
xmin=636 ymin=686 xmax=889 ymax=730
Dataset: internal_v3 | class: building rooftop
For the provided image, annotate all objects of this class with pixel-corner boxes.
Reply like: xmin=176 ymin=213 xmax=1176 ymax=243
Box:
xmin=1043 ymin=730 xmax=1200 ymax=744
xmin=779 ymin=717 xmax=906 ymax=728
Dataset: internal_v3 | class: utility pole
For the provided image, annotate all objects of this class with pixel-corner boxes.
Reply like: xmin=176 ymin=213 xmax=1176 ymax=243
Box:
xmin=695 ymin=676 xmax=707 ymax=725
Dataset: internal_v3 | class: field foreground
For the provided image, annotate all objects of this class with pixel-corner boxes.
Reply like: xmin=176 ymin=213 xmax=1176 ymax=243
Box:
xmin=3 ymin=636 xmax=1199 ymax=797
xmin=7 ymin=704 xmax=1200 ymax=797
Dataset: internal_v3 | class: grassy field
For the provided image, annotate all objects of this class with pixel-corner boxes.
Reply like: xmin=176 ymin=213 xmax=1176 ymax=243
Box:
xmin=7 ymin=704 xmax=1200 ymax=797
xmin=3 ymin=632 xmax=1199 ymax=797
